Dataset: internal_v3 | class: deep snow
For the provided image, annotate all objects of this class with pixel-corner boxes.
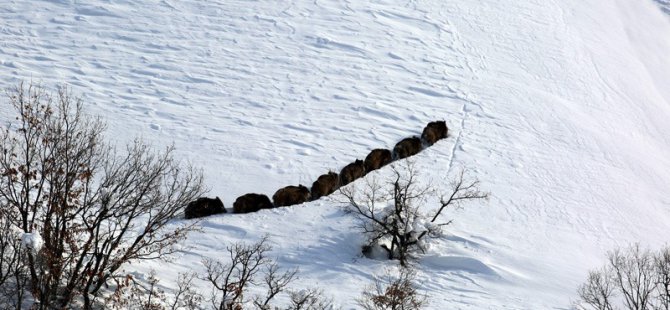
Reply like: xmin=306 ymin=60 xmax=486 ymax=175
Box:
xmin=1 ymin=0 xmax=670 ymax=308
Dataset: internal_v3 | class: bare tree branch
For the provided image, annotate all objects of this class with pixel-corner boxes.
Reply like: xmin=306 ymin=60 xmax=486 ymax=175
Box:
xmin=576 ymin=268 xmax=616 ymax=310
xmin=288 ymin=288 xmax=337 ymax=310
xmin=253 ymin=264 xmax=298 ymax=309
xmin=576 ymin=244 xmax=670 ymax=310
xmin=655 ymin=247 xmax=670 ymax=310
xmin=203 ymin=236 xmax=272 ymax=310
xmin=357 ymin=267 xmax=427 ymax=310
xmin=341 ymin=161 xmax=487 ymax=266
xmin=170 ymin=272 xmax=202 ymax=310
xmin=0 ymin=82 xmax=205 ymax=309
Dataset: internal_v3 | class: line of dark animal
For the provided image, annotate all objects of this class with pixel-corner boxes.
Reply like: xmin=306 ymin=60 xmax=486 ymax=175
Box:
xmin=184 ymin=121 xmax=448 ymax=219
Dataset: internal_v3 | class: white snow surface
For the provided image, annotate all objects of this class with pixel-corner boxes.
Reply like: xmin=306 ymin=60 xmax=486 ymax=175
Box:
xmin=20 ymin=232 xmax=43 ymax=254
xmin=2 ymin=0 xmax=670 ymax=308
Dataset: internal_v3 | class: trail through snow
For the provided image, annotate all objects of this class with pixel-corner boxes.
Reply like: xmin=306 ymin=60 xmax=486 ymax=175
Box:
xmin=1 ymin=0 xmax=669 ymax=308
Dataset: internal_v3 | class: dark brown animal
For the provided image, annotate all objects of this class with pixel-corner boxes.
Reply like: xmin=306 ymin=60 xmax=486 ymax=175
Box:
xmin=311 ymin=171 xmax=340 ymax=200
xmin=233 ymin=193 xmax=274 ymax=214
xmin=364 ymin=148 xmax=393 ymax=173
xmin=393 ymin=136 xmax=423 ymax=159
xmin=273 ymin=185 xmax=311 ymax=207
xmin=421 ymin=121 xmax=448 ymax=145
xmin=340 ymin=159 xmax=366 ymax=186
xmin=184 ymin=196 xmax=226 ymax=219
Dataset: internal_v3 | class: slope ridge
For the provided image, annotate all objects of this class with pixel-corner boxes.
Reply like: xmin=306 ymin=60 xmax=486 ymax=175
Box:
xmin=1 ymin=0 xmax=669 ymax=308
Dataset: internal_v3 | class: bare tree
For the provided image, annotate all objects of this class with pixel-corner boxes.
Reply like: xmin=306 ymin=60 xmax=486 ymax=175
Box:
xmin=0 ymin=218 xmax=29 ymax=310
xmin=170 ymin=272 xmax=203 ymax=310
xmin=287 ymin=288 xmax=337 ymax=310
xmin=655 ymin=248 xmax=670 ymax=310
xmin=253 ymin=263 xmax=298 ymax=310
xmin=102 ymin=270 xmax=203 ymax=310
xmin=202 ymin=237 xmax=337 ymax=310
xmin=340 ymin=162 xmax=488 ymax=266
xmin=203 ymin=236 xmax=279 ymax=309
xmin=0 ymin=82 xmax=205 ymax=309
xmin=104 ymin=270 xmax=164 ymax=310
xmin=357 ymin=267 xmax=427 ymax=310
xmin=576 ymin=244 xmax=670 ymax=310
xmin=576 ymin=268 xmax=616 ymax=310
xmin=611 ymin=245 xmax=656 ymax=310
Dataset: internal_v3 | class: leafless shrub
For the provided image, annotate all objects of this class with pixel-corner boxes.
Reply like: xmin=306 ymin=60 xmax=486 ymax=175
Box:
xmin=202 ymin=237 xmax=269 ymax=309
xmin=104 ymin=270 xmax=166 ymax=310
xmin=202 ymin=237 xmax=337 ymax=310
xmin=340 ymin=161 xmax=488 ymax=266
xmin=253 ymin=263 xmax=298 ymax=309
xmin=357 ymin=267 xmax=427 ymax=310
xmin=0 ymin=218 xmax=29 ymax=309
xmin=656 ymin=248 xmax=670 ymax=310
xmin=576 ymin=268 xmax=616 ymax=310
xmin=575 ymin=244 xmax=670 ymax=310
xmin=0 ymin=82 xmax=205 ymax=309
xmin=287 ymin=288 xmax=336 ymax=310
xmin=104 ymin=270 xmax=203 ymax=310
xmin=170 ymin=272 xmax=203 ymax=310
xmin=203 ymin=237 xmax=282 ymax=309
xmin=610 ymin=245 xmax=656 ymax=310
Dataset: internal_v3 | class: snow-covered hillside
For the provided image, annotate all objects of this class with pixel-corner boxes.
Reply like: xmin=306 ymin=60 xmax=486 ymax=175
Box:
xmin=1 ymin=0 xmax=670 ymax=308
xmin=656 ymin=0 xmax=670 ymax=15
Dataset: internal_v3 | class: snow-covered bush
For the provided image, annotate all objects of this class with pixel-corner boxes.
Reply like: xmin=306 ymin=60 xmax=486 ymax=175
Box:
xmin=341 ymin=162 xmax=488 ymax=266
xmin=0 ymin=82 xmax=205 ymax=309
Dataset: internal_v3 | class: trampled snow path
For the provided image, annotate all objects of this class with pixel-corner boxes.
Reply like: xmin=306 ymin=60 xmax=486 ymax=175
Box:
xmin=1 ymin=0 xmax=670 ymax=308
